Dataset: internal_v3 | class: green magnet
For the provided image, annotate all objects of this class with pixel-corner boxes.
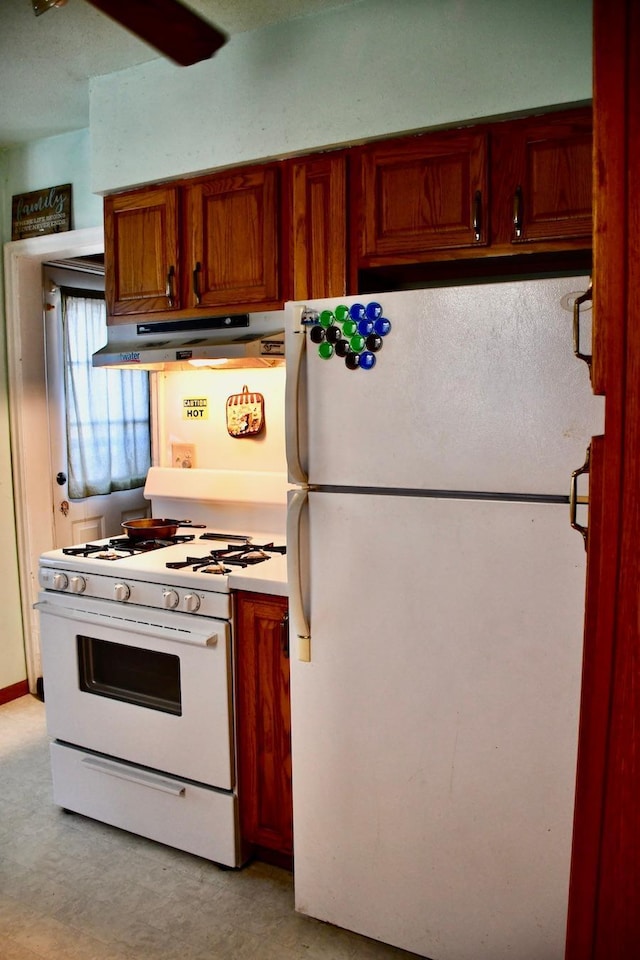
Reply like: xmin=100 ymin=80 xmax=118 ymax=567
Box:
xmin=319 ymin=310 xmax=335 ymax=328
xmin=335 ymin=304 xmax=350 ymax=323
xmin=318 ymin=341 xmax=334 ymax=359
xmin=349 ymin=334 xmax=366 ymax=353
xmin=343 ymin=319 xmax=358 ymax=337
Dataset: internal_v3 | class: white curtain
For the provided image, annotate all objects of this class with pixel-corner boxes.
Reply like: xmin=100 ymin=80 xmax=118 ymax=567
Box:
xmin=62 ymin=292 xmax=151 ymax=499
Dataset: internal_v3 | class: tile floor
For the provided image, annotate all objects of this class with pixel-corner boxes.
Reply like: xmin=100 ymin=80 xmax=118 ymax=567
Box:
xmin=0 ymin=695 xmax=423 ymax=960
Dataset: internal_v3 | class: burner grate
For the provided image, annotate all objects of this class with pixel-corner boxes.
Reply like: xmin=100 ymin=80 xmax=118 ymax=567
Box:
xmin=166 ymin=542 xmax=286 ymax=573
xmin=108 ymin=534 xmax=196 ymax=553
xmin=62 ymin=533 xmax=197 ymax=560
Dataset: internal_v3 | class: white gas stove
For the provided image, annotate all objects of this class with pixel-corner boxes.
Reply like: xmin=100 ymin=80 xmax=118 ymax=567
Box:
xmin=36 ymin=468 xmax=288 ymax=867
xmin=39 ymin=527 xmax=288 ymax=616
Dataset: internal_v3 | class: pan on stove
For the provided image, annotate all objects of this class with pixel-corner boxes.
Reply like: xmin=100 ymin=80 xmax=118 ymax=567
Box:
xmin=121 ymin=518 xmax=204 ymax=541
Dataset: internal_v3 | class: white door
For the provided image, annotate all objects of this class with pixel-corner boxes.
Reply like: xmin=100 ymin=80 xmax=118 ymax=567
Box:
xmin=44 ymin=265 xmax=150 ymax=546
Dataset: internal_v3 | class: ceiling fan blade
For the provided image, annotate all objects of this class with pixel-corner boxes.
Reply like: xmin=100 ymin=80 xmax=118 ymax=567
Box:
xmin=83 ymin=0 xmax=228 ymax=66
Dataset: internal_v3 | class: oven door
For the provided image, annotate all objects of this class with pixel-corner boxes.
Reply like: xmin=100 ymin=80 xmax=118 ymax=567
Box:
xmin=37 ymin=591 xmax=233 ymax=789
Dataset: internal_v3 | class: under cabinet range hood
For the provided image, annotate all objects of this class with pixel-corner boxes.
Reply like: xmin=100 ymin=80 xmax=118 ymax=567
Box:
xmin=92 ymin=312 xmax=285 ymax=370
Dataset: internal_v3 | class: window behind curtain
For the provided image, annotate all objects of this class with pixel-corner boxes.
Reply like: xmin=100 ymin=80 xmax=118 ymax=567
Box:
xmin=62 ymin=290 xmax=151 ymax=500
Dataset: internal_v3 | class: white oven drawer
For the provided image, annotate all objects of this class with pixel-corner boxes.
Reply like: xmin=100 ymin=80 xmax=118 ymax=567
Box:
xmin=50 ymin=742 xmax=240 ymax=867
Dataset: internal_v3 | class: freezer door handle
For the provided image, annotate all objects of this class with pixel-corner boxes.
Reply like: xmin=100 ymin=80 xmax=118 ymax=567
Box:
xmin=570 ymin=444 xmax=591 ymax=549
xmin=287 ymin=488 xmax=311 ymax=661
xmin=285 ymin=307 xmax=308 ymax=485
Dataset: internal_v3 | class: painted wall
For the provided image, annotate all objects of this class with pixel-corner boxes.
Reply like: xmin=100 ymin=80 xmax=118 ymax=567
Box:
xmin=1 ymin=129 xmax=103 ymax=243
xmin=90 ymin=0 xmax=592 ymax=193
xmin=156 ymin=367 xmax=286 ymax=474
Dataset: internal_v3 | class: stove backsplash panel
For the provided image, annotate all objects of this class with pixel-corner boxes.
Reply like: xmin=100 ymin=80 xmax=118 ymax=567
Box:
xmin=155 ymin=367 xmax=286 ymax=475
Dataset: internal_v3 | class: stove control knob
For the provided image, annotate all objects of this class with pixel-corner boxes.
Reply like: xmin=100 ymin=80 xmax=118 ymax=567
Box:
xmin=52 ymin=572 xmax=69 ymax=591
xmin=183 ymin=592 xmax=201 ymax=613
xmin=69 ymin=576 xmax=86 ymax=594
xmin=114 ymin=583 xmax=130 ymax=602
xmin=163 ymin=589 xmax=179 ymax=609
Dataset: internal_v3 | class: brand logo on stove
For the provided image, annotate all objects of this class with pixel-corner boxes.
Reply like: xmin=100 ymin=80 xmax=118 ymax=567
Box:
xmin=119 ymin=351 xmax=141 ymax=363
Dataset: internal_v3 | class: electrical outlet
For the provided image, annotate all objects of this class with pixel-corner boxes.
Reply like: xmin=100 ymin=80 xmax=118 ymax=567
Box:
xmin=171 ymin=443 xmax=196 ymax=469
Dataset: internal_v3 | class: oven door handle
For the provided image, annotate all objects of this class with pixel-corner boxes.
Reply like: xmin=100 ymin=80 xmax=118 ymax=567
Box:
xmin=81 ymin=756 xmax=186 ymax=796
xmin=34 ymin=599 xmax=220 ymax=648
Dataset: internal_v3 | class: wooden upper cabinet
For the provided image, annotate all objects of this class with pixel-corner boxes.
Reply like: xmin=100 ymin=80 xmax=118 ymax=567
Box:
xmin=290 ymin=151 xmax=347 ymax=299
xmin=490 ymin=107 xmax=593 ymax=249
xmin=104 ymin=185 xmax=180 ymax=317
xmin=183 ymin=164 xmax=281 ymax=312
xmin=354 ymin=128 xmax=489 ymax=266
xmin=103 ymin=107 xmax=593 ymax=323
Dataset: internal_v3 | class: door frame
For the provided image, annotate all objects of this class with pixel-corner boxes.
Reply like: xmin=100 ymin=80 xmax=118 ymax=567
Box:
xmin=4 ymin=228 xmax=104 ymax=691
xmin=566 ymin=1 xmax=640 ymax=954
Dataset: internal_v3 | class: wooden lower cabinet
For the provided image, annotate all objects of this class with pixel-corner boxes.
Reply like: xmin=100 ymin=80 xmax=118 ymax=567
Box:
xmin=234 ymin=591 xmax=292 ymax=868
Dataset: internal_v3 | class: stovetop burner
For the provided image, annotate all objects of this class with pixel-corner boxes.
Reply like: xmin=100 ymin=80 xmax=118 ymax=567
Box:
xmin=62 ymin=533 xmax=196 ymax=560
xmin=166 ymin=541 xmax=286 ymax=573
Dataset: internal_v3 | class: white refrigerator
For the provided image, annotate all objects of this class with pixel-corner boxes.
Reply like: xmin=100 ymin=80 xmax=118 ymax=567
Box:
xmin=284 ymin=277 xmax=603 ymax=960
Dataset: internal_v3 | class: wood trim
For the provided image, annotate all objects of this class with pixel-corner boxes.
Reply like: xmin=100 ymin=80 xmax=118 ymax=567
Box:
xmin=4 ymin=228 xmax=105 ymax=693
xmin=0 ymin=680 xmax=30 ymax=706
xmin=566 ymin=1 xmax=640 ymax=956
xmin=246 ymin=844 xmax=293 ymax=872
xmin=593 ymin=0 xmax=640 ymax=952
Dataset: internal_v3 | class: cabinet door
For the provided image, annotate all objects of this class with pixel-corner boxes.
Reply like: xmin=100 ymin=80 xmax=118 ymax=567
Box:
xmin=290 ymin=152 xmax=347 ymax=299
xmin=105 ymin=185 xmax=180 ymax=318
xmin=491 ymin=108 xmax=592 ymax=247
xmin=235 ymin=592 xmax=292 ymax=866
xmin=184 ymin=166 xmax=281 ymax=312
xmin=355 ymin=128 xmax=488 ymax=266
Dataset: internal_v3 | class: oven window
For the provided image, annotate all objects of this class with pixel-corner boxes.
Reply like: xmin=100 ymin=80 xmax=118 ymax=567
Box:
xmin=77 ymin=635 xmax=182 ymax=716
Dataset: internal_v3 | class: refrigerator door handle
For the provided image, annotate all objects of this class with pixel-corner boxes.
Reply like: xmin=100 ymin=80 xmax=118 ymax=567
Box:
xmin=570 ymin=443 xmax=591 ymax=548
xmin=285 ymin=307 xmax=308 ymax=485
xmin=573 ymin=281 xmax=593 ymax=373
xmin=287 ymin=487 xmax=311 ymax=661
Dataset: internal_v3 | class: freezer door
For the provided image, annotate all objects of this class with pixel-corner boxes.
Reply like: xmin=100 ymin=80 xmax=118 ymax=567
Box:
xmin=286 ymin=276 xmax=603 ymax=494
xmin=290 ymin=491 xmax=585 ymax=960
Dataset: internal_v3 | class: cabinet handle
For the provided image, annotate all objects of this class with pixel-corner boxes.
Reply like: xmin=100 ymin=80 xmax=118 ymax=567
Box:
xmin=166 ymin=265 xmax=176 ymax=307
xmin=192 ymin=262 xmax=202 ymax=305
xmin=280 ymin=612 xmax=290 ymax=659
xmin=570 ymin=444 xmax=590 ymax=549
xmin=573 ymin=281 xmax=593 ymax=373
xmin=472 ymin=190 xmax=483 ymax=241
xmin=513 ymin=185 xmax=523 ymax=239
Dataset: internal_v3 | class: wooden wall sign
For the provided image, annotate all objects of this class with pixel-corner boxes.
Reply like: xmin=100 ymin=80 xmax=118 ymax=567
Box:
xmin=11 ymin=184 xmax=72 ymax=240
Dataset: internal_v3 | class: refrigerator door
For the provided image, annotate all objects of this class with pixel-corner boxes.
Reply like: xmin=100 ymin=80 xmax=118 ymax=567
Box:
xmin=290 ymin=490 xmax=585 ymax=960
xmin=285 ymin=276 xmax=603 ymax=495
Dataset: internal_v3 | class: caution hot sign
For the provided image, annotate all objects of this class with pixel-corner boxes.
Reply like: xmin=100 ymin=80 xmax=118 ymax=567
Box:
xmin=183 ymin=398 xmax=209 ymax=420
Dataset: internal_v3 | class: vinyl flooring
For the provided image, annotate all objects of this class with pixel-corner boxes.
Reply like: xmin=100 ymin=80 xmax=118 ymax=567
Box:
xmin=0 ymin=695 xmax=422 ymax=960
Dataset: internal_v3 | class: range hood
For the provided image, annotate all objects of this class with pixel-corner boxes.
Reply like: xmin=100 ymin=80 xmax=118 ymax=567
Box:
xmin=92 ymin=312 xmax=285 ymax=370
